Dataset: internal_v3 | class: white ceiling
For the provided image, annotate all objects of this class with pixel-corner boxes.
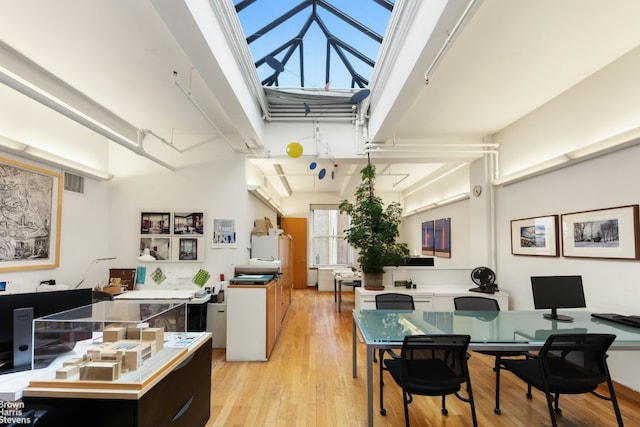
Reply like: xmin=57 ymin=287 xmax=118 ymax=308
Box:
xmin=1 ymin=0 xmax=640 ymax=199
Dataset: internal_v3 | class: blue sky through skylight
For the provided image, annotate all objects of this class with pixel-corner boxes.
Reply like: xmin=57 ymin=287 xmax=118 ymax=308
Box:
xmin=234 ymin=0 xmax=394 ymax=90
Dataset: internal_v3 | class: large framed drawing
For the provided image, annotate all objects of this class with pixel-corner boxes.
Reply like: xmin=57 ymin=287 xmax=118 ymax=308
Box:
xmin=0 ymin=157 xmax=62 ymax=272
xmin=511 ymin=215 xmax=559 ymax=257
xmin=561 ymin=205 xmax=640 ymax=260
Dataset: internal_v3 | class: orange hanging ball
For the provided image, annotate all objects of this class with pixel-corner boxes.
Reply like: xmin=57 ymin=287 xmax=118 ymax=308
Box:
xmin=286 ymin=142 xmax=303 ymax=158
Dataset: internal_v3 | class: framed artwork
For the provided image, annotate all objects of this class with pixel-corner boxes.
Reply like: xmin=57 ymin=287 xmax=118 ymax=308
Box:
xmin=172 ymin=237 xmax=205 ymax=261
xmin=173 ymin=212 xmax=204 ymax=235
xmin=511 ymin=215 xmax=559 ymax=257
xmin=434 ymin=218 xmax=451 ymax=258
xmin=421 ymin=220 xmax=434 ymax=255
xmin=212 ymin=218 xmax=237 ymax=248
xmin=0 ymin=157 xmax=62 ymax=272
xmin=139 ymin=237 xmax=171 ymax=261
xmin=140 ymin=212 xmax=170 ymax=234
xmin=561 ymin=205 xmax=640 ymax=260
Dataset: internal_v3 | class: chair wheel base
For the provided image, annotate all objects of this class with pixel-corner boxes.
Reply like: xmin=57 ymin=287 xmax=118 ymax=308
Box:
xmin=526 ymin=393 xmax=532 ymax=399
xmin=441 ymin=408 xmax=448 ymax=415
xmin=555 ymin=407 xmax=562 ymax=415
xmin=494 ymin=408 xmax=501 ymax=415
xmin=380 ymin=409 xmax=386 ymax=416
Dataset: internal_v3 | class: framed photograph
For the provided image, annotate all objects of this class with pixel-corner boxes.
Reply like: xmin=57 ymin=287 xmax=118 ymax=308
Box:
xmin=511 ymin=215 xmax=559 ymax=257
xmin=561 ymin=205 xmax=640 ymax=260
xmin=140 ymin=212 xmax=170 ymax=234
xmin=434 ymin=218 xmax=451 ymax=258
xmin=173 ymin=212 xmax=204 ymax=235
xmin=421 ymin=221 xmax=434 ymax=255
xmin=0 ymin=157 xmax=62 ymax=272
xmin=172 ymin=237 xmax=204 ymax=261
xmin=139 ymin=237 xmax=171 ymax=261
xmin=212 ymin=218 xmax=237 ymax=248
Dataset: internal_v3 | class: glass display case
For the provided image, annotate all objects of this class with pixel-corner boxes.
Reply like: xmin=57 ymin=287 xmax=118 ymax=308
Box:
xmin=29 ymin=300 xmax=200 ymax=388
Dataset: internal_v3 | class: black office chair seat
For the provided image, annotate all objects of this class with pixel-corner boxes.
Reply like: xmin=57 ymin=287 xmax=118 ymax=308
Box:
xmin=385 ymin=359 xmax=464 ymax=396
xmin=499 ymin=333 xmax=623 ymax=427
xmin=382 ymin=334 xmax=477 ymax=427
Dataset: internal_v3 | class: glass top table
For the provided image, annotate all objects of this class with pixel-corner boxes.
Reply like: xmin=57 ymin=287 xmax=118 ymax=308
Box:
xmin=352 ymin=309 xmax=640 ymax=427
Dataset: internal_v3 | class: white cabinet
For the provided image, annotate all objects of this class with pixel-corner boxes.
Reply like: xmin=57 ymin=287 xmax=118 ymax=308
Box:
xmin=355 ymin=288 xmax=509 ymax=311
xmin=206 ymin=303 xmax=227 ymax=348
xmin=317 ymin=268 xmax=335 ymax=292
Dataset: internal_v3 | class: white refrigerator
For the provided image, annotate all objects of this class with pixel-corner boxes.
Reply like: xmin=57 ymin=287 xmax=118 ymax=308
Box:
xmin=251 ymin=233 xmax=281 ymax=259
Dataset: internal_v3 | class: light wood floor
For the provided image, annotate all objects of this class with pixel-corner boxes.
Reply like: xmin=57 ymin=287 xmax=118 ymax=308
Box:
xmin=206 ymin=288 xmax=640 ymax=426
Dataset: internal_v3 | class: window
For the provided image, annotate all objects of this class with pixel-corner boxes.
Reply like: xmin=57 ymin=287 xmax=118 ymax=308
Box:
xmin=311 ymin=205 xmax=350 ymax=265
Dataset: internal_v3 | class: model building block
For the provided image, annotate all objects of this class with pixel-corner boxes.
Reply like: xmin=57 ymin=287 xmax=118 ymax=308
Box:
xmin=103 ymin=326 xmax=127 ymax=342
xmin=56 ymin=364 xmax=80 ymax=379
xmin=142 ymin=327 xmax=164 ymax=351
xmin=80 ymin=361 xmax=121 ymax=381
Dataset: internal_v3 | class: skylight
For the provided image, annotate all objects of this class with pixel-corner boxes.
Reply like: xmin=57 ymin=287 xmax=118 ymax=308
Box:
xmin=234 ymin=0 xmax=394 ymax=91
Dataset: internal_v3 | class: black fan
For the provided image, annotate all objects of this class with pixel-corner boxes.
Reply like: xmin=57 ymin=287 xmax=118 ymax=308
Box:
xmin=470 ymin=266 xmax=498 ymax=294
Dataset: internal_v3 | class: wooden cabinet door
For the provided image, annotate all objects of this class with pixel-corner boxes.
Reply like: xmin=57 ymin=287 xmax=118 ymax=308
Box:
xmin=281 ymin=217 xmax=307 ymax=289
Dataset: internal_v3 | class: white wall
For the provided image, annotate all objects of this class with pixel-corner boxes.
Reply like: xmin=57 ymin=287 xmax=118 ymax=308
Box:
xmin=107 ymin=152 xmax=257 ymax=290
xmin=489 ymin=45 xmax=640 ymax=390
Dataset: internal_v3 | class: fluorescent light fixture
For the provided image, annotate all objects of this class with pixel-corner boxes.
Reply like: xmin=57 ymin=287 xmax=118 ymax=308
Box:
xmin=0 ymin=135 xmax=28 ymax=151
xmin=566 ymin=127 xmax=640 ymax=160
xmin=0 ymin=134 xmax=113 ymax=180
xmin=492 ymin=155 xmax=570 ymax=186
xmin=436 ymin=192 xmax=470 ymax=206
xmin=248 ymin=184 xmax=286 ymax=216
xmin=403 ymin=193 xmax=469 ymax=217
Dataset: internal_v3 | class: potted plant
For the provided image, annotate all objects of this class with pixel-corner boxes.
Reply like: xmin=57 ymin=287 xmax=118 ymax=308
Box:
xmin=339 ymin=159 xmax=410 ymax=290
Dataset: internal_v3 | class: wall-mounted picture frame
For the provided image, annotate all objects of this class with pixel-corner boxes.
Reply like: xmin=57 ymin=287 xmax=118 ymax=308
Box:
xmin=0 ymin=157 xmax=62 ymax=272
xmin=421 ymin=220 xmax=434 ymax=255
xmin=172 ymin=237 xmax=204 ymax=261
xmin=510 ymin=215 xmax=559 ymax=257
xmin=173 ymin=212 xmax=204 ymax=235
xmin=434 ymin=217 xmax=451 ymax=258
xmin=139 ymin=237 xmax=171 ymax=261
xmin=561 ymin=205 xmax=640 ymax=260
xmin=212 ymin=218 xmax=237 ymax=248
xmin=140 ymin=212 xmax=170 ymax=234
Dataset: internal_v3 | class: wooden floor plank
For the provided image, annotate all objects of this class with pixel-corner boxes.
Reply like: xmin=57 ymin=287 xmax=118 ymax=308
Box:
xmin=206 ymin=288 xmax=640 ymax=426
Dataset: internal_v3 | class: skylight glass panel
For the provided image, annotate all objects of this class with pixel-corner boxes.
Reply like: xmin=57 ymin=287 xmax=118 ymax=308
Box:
xmin=235 ymin=0 xmax=394 ymax=90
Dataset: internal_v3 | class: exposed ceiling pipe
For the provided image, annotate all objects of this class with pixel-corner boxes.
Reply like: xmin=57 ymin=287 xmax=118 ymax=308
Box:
xmin=173 ymin=72 xmax=253 ymax=154
xmin=424 ymin=0 xmax=479 ymax=84
xmin=139 ymin=128 xmax=212 ymax=153
xmin=0 ymin=40 xmax=177 ymax=171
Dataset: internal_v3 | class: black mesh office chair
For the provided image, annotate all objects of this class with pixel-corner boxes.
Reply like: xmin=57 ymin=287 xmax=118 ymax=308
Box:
xmin=375 ymin=293 xmax=415 ymax=416
xmin=453 ymin=296 xmax=527 ymax=414
xmin=499 ymin=333 xmax=623 ymax=427
xmin=383 ymin=334 xmax=478 ymax=427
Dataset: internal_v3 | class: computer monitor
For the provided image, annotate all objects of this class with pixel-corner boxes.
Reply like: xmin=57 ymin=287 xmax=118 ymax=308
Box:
xmin=0 ymin=288 xmax=93 ymax=374
xmin=531 ymin=275 xmax=586 ymax=322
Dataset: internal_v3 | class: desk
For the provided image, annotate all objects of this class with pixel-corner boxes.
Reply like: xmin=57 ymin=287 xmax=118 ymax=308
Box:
xmin=352 ymin=309 xmax=640 ymax=427
xmin=115 ymin=290 xmax=211 ymax=331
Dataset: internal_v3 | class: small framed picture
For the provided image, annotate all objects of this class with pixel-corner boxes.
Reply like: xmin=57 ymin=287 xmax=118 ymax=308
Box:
xmin=139 ymin=237 xmax=171 ymax=261
xmin=172 ymin=237 xmax=205 ymax=262
xmin=140 ymin=212 xmax=170 ymax=234
xmin=561 ymin=205 xmax=639 ymax=260
xmin=212 ymin=218 xmax=237 ymax=248
xmin=511 ymin=215 xmax=559 ymax=257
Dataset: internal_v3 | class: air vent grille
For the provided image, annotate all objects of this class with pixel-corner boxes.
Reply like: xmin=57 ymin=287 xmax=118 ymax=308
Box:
xmin=64 ymin=172 xmax=84 ymax=194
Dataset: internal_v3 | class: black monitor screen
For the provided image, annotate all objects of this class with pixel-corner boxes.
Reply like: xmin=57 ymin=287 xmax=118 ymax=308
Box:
xmin=0 ymin=288 xmax=93 ymax=373
xmin=531 ymin=275 xmax=586 ymax=322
